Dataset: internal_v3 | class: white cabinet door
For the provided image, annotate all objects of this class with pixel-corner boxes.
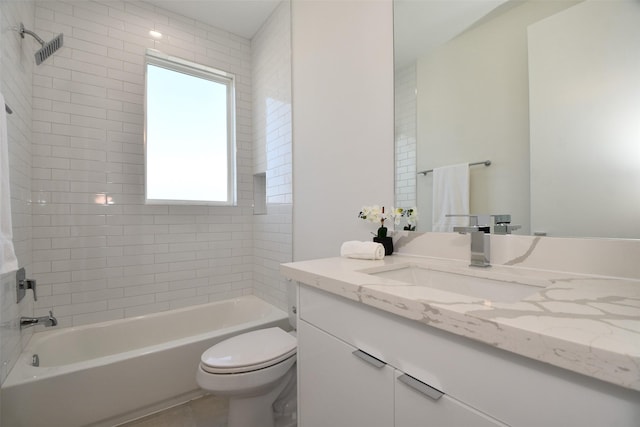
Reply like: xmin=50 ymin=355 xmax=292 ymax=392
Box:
xmin=298 ymin=319 xmax=395 ymax=427
xmin=395 ymin=370 xmax=509 ymax=427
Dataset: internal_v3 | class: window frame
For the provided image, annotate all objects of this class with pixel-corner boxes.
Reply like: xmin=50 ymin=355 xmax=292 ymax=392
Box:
xmin=144 ymin=49 xmax=237 ymax=205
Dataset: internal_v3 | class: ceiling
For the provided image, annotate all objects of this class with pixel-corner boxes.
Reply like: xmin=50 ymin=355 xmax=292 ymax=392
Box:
xmin=394 ymin=0 xmax=509 ymax=68
xmin=143 ymin=0 xmax=281 ymax=39
xmin=144 ymin=0 xmax=512 ymax=64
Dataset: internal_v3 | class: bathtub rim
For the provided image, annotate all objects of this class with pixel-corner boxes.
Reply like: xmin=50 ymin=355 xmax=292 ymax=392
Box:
xmin=3 ymin=295 xmax=288 ymax=388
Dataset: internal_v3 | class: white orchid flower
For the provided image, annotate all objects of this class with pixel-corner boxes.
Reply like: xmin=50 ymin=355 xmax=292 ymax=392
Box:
xmin=390 ymin=207 xmax=403 ymax=225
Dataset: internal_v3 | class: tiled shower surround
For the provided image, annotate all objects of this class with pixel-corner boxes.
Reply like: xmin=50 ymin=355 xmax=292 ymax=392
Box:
xmin=0 ymin=0 xmax=291 ymax=383
xmin=0 ymin=0 xmax=36 ymax=383
xmin=394 ymin=64 xmax=416 ymax=208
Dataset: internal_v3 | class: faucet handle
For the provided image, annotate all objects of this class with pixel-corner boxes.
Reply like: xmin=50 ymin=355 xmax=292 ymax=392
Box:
xmin=16 ymin=268 xmax=37 ymax=303
xmin=27 ymin=279 xmax=37 ymax=301
xmin=492 ymin=214 xmax=512 ymax=225
xmin=492 ymin=214 xmax=521 ymax=234
xmin=448 ymin=214 xmax=520 ymax=235
xmin=494 ymin=223 xmax=521 ymax=235
xmin=446 ymin=214 xmax=491 ymax=226
xmin=453 ymin=225 xmax=491 ymax=234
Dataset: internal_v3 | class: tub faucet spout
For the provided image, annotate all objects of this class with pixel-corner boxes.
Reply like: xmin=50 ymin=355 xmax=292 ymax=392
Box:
xmin=20 ymin=310 xmax=57 ymax=329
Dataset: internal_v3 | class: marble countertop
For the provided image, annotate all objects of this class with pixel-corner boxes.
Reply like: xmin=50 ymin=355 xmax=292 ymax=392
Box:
xmin=281 ymin=254 xmax=640 ymax=392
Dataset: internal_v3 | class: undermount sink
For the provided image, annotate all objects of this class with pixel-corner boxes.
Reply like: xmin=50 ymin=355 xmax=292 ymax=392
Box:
xmin=363 ymin=264 xmax=547 ymax=303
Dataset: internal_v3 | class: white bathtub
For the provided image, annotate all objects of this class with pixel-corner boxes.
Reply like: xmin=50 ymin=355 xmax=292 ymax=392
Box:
xmin=1 ymin=295 xmax=290 ymax=427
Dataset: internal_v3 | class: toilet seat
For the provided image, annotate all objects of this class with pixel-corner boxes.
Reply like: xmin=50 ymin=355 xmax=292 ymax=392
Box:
xmin=200 ymin=327 xmax=297 ymax=374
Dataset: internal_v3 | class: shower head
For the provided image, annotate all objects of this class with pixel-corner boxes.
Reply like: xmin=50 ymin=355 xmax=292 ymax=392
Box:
xmin=19 ymin=23 xmax=64 ymax=65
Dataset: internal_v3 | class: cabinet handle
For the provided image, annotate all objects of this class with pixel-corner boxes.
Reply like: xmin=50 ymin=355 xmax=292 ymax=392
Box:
xmin=398 ymin=373 xmax=444 ymax=401
xmin=352 ymin=349 xmax=387 ymax=368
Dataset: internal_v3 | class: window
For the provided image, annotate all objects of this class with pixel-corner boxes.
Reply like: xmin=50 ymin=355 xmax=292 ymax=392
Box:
xmin=144 ymin=49 xmax=236 ymax=204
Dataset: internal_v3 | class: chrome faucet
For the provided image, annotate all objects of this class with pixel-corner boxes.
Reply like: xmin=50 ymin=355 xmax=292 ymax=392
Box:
xmin=20 ymin=310 xmax=58 ymax=329
xmin=492 ymin=214 xmax=522 ymax=235
xmin=449 ymin=215 xmax=492 ymax=268
xmin=448 ymin=214 xmax=521 ymax=267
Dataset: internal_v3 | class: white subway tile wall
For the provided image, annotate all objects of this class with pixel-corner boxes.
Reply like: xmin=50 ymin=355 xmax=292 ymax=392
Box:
xmin=0 ymin=0 xmax=291 ymax=386
xmin=0 ymin=0 xmax=37 ymax=384
xmin=251 ymin=1 xmax=293 ymax=308
xmin=0 ymin=0 xmax=36 ymax=384
xmin=25 ymin=0 xmax=291 ymax=330
xmin=394 ymin=64 xmax=416 ymax=208
xmin=252 ymin=1 xmax=293 ymax=205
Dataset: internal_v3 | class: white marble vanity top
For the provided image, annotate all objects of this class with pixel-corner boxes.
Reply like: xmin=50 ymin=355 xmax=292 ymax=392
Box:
xmin=281 ymin=253 xmax=640 ymax=392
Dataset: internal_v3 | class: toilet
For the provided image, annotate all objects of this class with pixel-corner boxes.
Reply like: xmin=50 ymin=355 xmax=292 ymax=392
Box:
xmin=197 ymin=327 xmax=296 ymax=427
xmin=197 ymin=285 xmax=298 ymax=427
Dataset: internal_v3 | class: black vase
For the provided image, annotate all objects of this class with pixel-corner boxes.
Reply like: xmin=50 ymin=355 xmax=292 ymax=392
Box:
xmin=373 ymin=236 xmax=394 ymax=256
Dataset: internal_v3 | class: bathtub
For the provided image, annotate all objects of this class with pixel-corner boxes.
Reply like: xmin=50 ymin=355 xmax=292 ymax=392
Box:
xmin=1 ymin=295 xmax=290 ymax=427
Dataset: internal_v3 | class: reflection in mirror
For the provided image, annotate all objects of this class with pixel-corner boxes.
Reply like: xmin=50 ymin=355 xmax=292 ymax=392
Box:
xmin=394 ymin=0 xmax=640 ymax=239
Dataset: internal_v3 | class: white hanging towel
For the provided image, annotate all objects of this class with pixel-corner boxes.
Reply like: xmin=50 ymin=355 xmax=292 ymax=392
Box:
xmin=0 ymin=92 xmax=18 ymax=274
xmin=432 ymin=163 xmax=470 ymax=232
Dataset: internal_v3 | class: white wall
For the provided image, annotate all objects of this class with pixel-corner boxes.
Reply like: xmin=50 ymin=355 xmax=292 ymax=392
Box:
xmin=291 ymin=0 xmax=395 ymax=261
xmin=415 ymin=1 xmax=574 ymax=234
xmin=529 ymin=0 xmax=640 ymax=238
xmin=0 ymin=0 xmax=35 ymax=385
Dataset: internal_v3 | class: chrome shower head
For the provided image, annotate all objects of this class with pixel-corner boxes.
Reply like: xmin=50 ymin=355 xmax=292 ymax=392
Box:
xmin=19 ymin=23 xmax=64 ymax=65
xmin=34 ymin=33 xmax=63 ymax=65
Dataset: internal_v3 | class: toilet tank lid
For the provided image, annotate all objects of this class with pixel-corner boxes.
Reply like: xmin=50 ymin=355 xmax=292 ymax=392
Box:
xmin=200 ymin=327 xmax=297 ymax=371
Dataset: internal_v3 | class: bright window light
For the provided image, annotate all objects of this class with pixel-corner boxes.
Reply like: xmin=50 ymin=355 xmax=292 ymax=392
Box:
xmin=145 ymin=50 xmax=236 ymax=204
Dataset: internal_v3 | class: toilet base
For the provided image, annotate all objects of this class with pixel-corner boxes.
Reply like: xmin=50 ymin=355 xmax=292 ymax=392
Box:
xmin=273 ymin=368 xmax=297 ymax=427
xmin=228 ymin=395 xmax=276 ymax=427
xmin=226 ymin=368 xmax=296 ymax=427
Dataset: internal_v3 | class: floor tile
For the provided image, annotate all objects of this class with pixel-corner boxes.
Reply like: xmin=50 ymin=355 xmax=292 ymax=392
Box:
xmin=119 ymin=394 xmax=228 ymax=427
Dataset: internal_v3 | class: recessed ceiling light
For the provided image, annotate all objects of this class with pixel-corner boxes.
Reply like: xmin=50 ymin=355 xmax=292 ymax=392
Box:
xmin=149 ymin=30 xmax=163 ymax=39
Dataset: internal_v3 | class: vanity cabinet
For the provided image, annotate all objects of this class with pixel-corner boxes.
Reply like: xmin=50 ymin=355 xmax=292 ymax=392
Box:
xmin=299 ymin=318 xmax=508 ymax=427
xmin=297 ymin=284 xmax=640 ymax=427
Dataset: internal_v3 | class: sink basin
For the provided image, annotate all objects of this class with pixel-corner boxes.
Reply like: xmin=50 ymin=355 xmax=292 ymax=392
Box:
xmin=364 ymin=264 xmax=546 ymax=303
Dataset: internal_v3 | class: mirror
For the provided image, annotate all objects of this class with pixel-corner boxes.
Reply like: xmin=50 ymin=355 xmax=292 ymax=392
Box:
xmin=394 ymin=0 xmax=640 ymax=239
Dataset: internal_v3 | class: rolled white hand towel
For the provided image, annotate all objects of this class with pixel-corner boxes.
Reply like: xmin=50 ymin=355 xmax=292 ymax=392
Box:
xmin=340 ymin=241 xmax=385 ymax=260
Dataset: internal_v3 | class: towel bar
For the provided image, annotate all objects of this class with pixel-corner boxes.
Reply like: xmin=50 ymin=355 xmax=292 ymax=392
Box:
xmin=418 ymin=160 xmax=491 ymax=176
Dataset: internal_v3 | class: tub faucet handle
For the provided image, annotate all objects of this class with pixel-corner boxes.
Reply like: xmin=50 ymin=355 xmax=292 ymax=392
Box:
xmin=16 ymin=268 xmax=37 ymax=303
xmin=25 ymin=279 xmax=37 ymax=301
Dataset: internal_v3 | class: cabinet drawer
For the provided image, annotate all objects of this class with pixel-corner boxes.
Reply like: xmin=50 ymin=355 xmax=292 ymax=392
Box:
xmin=395 ymin=370 xmax=508 ymax=427
xmin=299 ymin=284 xmax=640 ymax=427
xmin=298 ymin=319 xmax=394 ymax=427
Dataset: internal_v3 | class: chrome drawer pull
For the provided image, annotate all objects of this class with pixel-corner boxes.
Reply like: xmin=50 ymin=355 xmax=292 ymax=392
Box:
xmin=398 ymin=373 xmax=444 ymax=401
xmin=352 ymin=349 xmax=386 ymax=368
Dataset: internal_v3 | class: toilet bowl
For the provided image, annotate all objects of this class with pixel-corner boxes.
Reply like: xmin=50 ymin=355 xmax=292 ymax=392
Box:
xmin=196 ymin=327 xmax=297 ymax=427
